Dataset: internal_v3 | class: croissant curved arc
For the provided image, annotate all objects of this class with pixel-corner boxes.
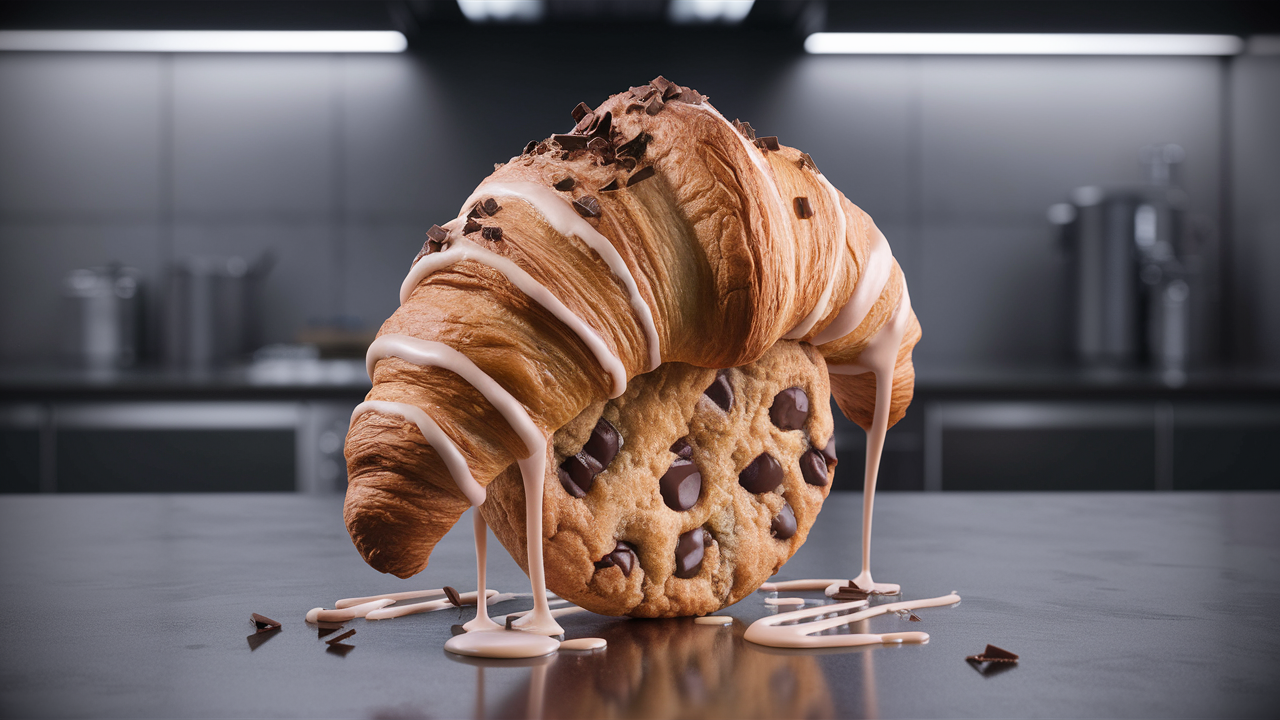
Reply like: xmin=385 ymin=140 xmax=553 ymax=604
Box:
xmin=345 ymin=77 xmax=921 ymax=582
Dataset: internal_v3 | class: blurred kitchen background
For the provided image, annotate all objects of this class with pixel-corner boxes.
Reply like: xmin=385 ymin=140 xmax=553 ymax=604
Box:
xmin=1 ymin=0 xmax=1277 ymax=495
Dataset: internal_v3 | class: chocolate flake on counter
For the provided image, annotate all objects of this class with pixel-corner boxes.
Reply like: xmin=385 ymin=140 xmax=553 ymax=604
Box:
xmin=252 ymin=613 xmax=282 ymax=632
xmin=443 ymin=586 xmax=462 ymax=607
xmin=326 ymin=628 xmax=356 ymax=645
xmin=481 ymin=198 xmax=501 ymax=215
xmin=571 ymin=102 xmax=591 ymax=122
xmin=755 ymin=136 xmax=780 ymax=151
xmin=572 ymin=196 xmax=601 ymax=218
xmin=794 ymin=197 xmax=814 ymax=219
xmin=627 ymin=165 xmax=655 ymax=187
xmin=770 ymin=387 xmax=810 ymax=430
xmin=674 ymin=527 xmax=707 ymax=579
xmin=909 ymin=612 xmax=923 ymax=622
xmin=732 ymin=119 xmax=756 ymax=141
xmin=523 ymin=140 xmax=538 ymax=155
xmin=554 ymin=177 xmax=576 ymax=191
xmin=670 ymin=437 xmax=693 ymax=458
xmin=594 ymin=540 xmax=638 ymax=577
xmin=703 ymin=371 xmax=733 ymax=411
xmin=967 ymin=645 xmax=1019 ymax=663
xmin=481 ymin=226 xmax=503 ymax=242
xmin=553 ymin=133 xmax=589 ymax=150
xmin=799 ymin=449 xmax=829 ymax=487
xmin=505 ymin=615 xmax=517 ymax=630
xmin=645 ymin=94 xmax=665 ymax=116
xmin=771 ymin=503 xmax=797 ymax=539
xmin=600 ymin=179 xmax=620 ymax=192
xmin=427 ymin=225 xmax=448 ymax=243
xmin=739 ymin=453 xmax=784 ymax=494
xmin=660 ymin=458 xmax=702 ymax=512
xmin=450 ymin=624 xmax=467 ymax=636
xmin=463 ymin=219 xmax=482 ymax=235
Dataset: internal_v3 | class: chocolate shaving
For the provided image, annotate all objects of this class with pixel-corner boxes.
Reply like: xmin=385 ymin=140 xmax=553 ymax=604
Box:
xmin=616 ymin=132 xmax=651 ymax=160
xmin=794 ymin=196 xmax=813 ymax=219
xmin=909 ymin=613 xmax=923 ymax=622
xmin=571 ymin=102 xmax=591 ymax=122
xmin=326 ymin=629 xmax=356 ymax=645
xmin=589 ymin=111 xmax=612 ymax=139
xmin=628 ymin=165 xmax=656 ymax=187
xmin=572 ymin=196 xmax=601 ymax=218
xmin=650 ymin=75 xmax=676 ymax=96
xmin=588 ymin=137 xmax=610 ymax=153
xmin=554 ymin=177 xmax=575 ymax=191
xmin=600 ymin=179 xmax=620 ymax=192
xmin=443 ymin=586 xmax=462 ymax=607
xmin=252 ymin=613 xmax=282 ymax=632
xmin=616 ymin=156 xmax=637 ymax=171
xmin=481 ymin=198 xmax=500 ymax=216
xmin=645 ymin=94 xmax=665 ymax=116
xmin=630 ymin=85 xmax=657 ymax=101
xmin=574 ymin=111 xmax=596 ymax=134
xmin=427 ymin=225 xmax=448 ymax=243
xmin=553 ymin=134 xmax=589 ymax=150
xmin=463 ymin=219 xmax=481 ymax=235
xmin=755 ymin=136 xmax=780 ymax=151
xmin=797 ymin=152 xmax=819 ymax=172
xmin=523 ymin=140 xmax=537 ymax=155
xmin=481 ymin=226 xmax=503 ymax=241
xmin=967 ymin=644 xmax=1019 ymax=663
xmin=505 ymin=615 xmax=517 ymax=631
xmin=732 ymin=119 xmax=757 ymax=141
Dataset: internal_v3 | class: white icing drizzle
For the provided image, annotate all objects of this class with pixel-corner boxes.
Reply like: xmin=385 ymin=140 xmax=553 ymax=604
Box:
xmin=558 ymin=637 xmax=606 ymax=651
xmin=460 ymin=181 xmax=661 ymax=372
xmin=366 ymin=589 xmax=505 ymax=621
xmin=759 ymin=579 xmax=845 ymax=593
xmin=744 ymin=593 xmax=960 ymax=649
xmin=784 ymin=172 xmax=849 ymax=340
xmin=349 ymin=400 xmax=487 ymax=507
xmin=810 ymin=223 xmax=894 ymax=347
xmin=693 ymin=616 xmax=734 ymax=625
xmin=399 ymin=236 xmax=627 ymax=398
xmin=306 ymin=598 xmax=393 ymax=623
xmin=335 ymin=588 xmax=443 ymax=609
xmin=764 ymin=597 xmax=806 ymax=606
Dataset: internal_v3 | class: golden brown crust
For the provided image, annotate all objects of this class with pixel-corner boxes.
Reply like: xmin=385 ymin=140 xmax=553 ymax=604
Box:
xmin=344 ymin=79 xmax=919 ymax=580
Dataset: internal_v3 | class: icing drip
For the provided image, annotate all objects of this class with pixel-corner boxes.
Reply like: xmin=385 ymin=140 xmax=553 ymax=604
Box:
xmin=693 ymin=616 xmax=734 ymax=625
xmin=784 ymin=172 xmax=849 ymax=340
xmin=810 ymin=223 xmax=894 ymax=347
xmin=349 ymin=400 xmax=487 ymax=506
xmin=399 ymin=236 xmax=627 ymax=398
xmin=744 ymin=593 xmax=960 ymax=649
xmin=558 ymin=637 xmax=606 ymax=651
xmin=460 ymin=181 xmax=661 ymax=372
xmin=463 ymin=511 xmax=502 ymax=632
xmin=828 ymin=286 xmax=913 ymax=593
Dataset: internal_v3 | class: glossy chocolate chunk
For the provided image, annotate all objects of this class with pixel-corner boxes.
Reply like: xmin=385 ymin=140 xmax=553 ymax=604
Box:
xmin=442 ymin=586 xmax=462 ymax=607
xmin=733 ymin=119 xmax=756 ymax=141
xmin=600 ymin=179 xmax=620 ymax=192
xmin=755 ymin=136 xmax=780 ymax=151
xmin=571 ymin=102 xmax=591 ymax=122
xmin=769 ymin=387 xmax=810 ymax=430
xmin=481 ymin=226 xmax=503 ymax=241
xmin=554 ymin=177 xmax=576 ymax=192
xmin=573 ymin=196 xmax=601 ymax=218
xmin=427 ymin=225 xmax=448 ymax=243
xmin=628 ymin=166 xmax=655 ymax=187
xmin=739 ymin=453 xmax=783 ymax=493
xmin=660 ymin=459 xmax=702 ymax=511
xmin=588 ymin=136 xmax=610 ymax=153
xmin=771 ymin=502 xmax=797 ymax=539
xmin=670 ymin=437 xmax=693 ymax=458
xmin=522 ymin=140 xmax=537 ymax=155
xmin=558 ymin=452 xmax=602 ymax=498
xmin=616 ymin=132 xmax=650 ymax=159
xmin=481 ymin=198 xmax=501 ymax=216
xmin=594 ymin=541 xmax=638 ymax=577
xmin=821 ymin=437 xmax=837 ymax=467
xmin=645 ymin=94 xmax=664 ymax=116
xmin=799 ymin=449 xmax=828 ymax=487
xmin=583 ymin=417 xmax=621 ymax=470
xmin=589 ymin=110 xmax=612 ymax=139
xmin=463 ymin=218 xmax=482 ymax=235
xmin=674 ymin=528 xmax=706 ymax=579
xmin=553 ymin=133 xmax=588 ymax=150
xmin=703 ymin=371 xmax=733 ymax=411
xmin=251 ymin=613 xmax=281 ymax=632
xmin=793 ymin=196 xmax=813 ymax=219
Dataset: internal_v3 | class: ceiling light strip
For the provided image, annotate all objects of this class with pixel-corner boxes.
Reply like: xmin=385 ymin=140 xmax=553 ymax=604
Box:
xmin=804 ymin=33 xmax=1244 ymax=56
xmin=0 ymin=30 xmax=408 ymax=53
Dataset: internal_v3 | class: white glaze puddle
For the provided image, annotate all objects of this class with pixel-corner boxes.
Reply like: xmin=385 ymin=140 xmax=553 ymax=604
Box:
xmin=445 ymin=629 xmax=560 ymax=659
xmin=744 ymin=593 xmax=959 ymax=649
xmin=693 ymin=616 xmax=734 ymax=626
xmin=559 ymin=637 xmax=607 ymax=651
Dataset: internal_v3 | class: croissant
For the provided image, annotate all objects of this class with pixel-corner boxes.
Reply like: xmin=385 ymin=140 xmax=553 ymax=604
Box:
xmin=344 ymin=77 xmax=919 ymax=612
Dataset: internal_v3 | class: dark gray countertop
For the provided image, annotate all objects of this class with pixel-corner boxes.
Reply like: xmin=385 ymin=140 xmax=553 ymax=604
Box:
xmin=1 ymin=492 xmax=1278 ymax=719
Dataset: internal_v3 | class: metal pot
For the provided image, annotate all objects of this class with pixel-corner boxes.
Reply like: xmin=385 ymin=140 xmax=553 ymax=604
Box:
xmin=62 ymin=264 xmax=143 ymax=368
xmin=163 ymin=253 xmax=274 ymax=370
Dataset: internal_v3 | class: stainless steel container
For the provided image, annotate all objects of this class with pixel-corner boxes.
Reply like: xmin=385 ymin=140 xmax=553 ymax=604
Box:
xmin=61 ymin=264 xmax=143 ymax=368
xmin=163 ymin=254 xmax=273 ymax=370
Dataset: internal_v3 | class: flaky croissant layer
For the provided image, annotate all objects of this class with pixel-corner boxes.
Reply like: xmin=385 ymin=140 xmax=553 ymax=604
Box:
xmin=345 ymin=77 xmax=920 ymax=580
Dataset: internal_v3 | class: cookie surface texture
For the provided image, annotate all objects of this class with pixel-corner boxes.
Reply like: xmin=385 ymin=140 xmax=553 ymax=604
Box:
xmin=479 ymin=340 xmax=836 ymax=617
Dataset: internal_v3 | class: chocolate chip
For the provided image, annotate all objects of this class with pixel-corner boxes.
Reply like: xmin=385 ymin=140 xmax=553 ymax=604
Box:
xmin=600 ymin=179 xmax=620 ymax=192
xmin=771 ymin=503 xmax=797 ymax=539
xmin=660 ymin=459 xmax=702 ymax=512
xmin=572 ymin=196 xmax=601 ymax=218
xmin=482 ymin=198 xmax=500 ymax=215
xmin=674 ymin=528 xmax=706 ymax=579
xmin=554 ymin=177 xmax=575 ymax=191
xmin=616 ymin=133 xmax=650 ymax=159
xmin=645 ymin=94 xmax=664 ymax=116
xmin=733 ymin=119 xmax=756 ymax=141
xmin=629 ymin=85 xmax=655 ymax=100
xmin=770 ymin=387 xmax=810 ymax=431
xmin=590 ymin=110 xmax=612 ymax=139
xmin=588 ymin=137 xmax=610 ymax=153
xmin=574 ymin=111 xmax=596 ymax=134
xmin=798 ymin=152 xmax=819 ymax=172
xmin=481 ymin=226 xmax=503 ymax=241
xmin=427 ymin=225 xmax=448 ymax=243
xmin=799 ymin=449 xmax=828 ymax=487
xmin=252 ymin=613 xmax=281 ymax=632
xmin=583 ymin=417 xmax=621 ymax=470
xmin=571 ymin=102 xmax=591 ymax=122
xmin=821 ymin=437 xmax=837 ymax=467
xmin=739 ymin=453 xmax=783 ymax=494
xmin=670 ymin=437 xmax=693 ymax=458
xmin=558 ymin=452 xmax=602 ymax=497
xmin=755 ymin=136 xmax=780 ymax=151
xmin=703 ymin=371 xmax=733 ymax=411
xmin=463 ymin=219 xmax=482 ymax=235
xmin=443 ymin=586 xmax=462 ymax=607
xmin=553 ymin=134 xmax=588 ymax=150
xmin=793 ymin=197 xmax=813 ymax=219
xmin=650 ymin=75 xmax=675 ymax=96
xmin=523 ymin=140 xmax=538 ymax=155
xmin=628 ymin=165 xmax=655 ymax=187
xmin=594 ymin=540 xmax=638 ymax=577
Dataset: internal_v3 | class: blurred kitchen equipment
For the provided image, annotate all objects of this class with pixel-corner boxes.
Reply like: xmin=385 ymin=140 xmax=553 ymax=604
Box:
xmin=1049 ymin=144 xmax=1212 ymax=378
xmin=163 ymin=253 xmax=273 ymax=370
xmin=61 ymin=264 xmax=143 ymax=368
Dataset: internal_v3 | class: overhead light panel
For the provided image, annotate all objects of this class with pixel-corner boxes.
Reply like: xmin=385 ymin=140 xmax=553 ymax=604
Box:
xmin=804 ymin=33 xmax=1244 ymax=56
xmin=457 ymin=0 xmax=544 ymax=23
xmin=0 ymin=30 xmax=408 ymax=53
xmin=669 ymin=0 xmax=755 ymax=25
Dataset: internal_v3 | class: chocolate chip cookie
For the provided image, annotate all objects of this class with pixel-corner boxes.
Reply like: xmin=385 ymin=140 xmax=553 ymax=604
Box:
xmin=479 ymin=340 xmax=837 ymax=617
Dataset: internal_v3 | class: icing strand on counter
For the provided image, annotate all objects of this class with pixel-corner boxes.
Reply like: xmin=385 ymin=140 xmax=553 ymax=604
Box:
xmin=364 ymin=334 xmax=562 ymax=637
xmin=367 ymin=589 xmax=505 ymax=621
xmin=744 ymin=593 xmax=960 ymax=649
xmin=810 ymin=222 xmax=894 ymax=347
xmin=828 ymin=286 xmax=913 ymax=593
xmin=399 ymin=236 xmax=627 ymax=398
xmin=784 ymin=172 xmax=848 ymax=340
xmin=335 ymin=588 xmax=443 ymax=609
xmin=461 ymin=181 xmax=661 ymax=372
xmin=349 ymin=400 xmax=487 ymax=507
